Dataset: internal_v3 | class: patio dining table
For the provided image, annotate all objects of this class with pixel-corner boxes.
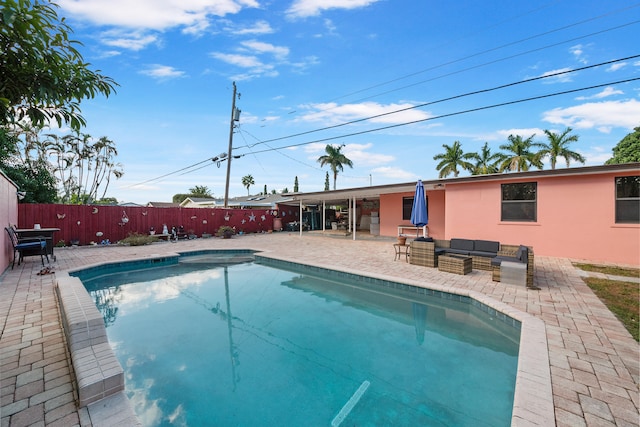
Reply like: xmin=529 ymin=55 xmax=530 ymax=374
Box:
xmin=15 ymin=227 xmax=60 ymax=261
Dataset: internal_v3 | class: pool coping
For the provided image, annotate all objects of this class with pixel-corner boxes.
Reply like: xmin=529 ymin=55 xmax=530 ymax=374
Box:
xmin=57 ymin=249 xmax=553 ymax=426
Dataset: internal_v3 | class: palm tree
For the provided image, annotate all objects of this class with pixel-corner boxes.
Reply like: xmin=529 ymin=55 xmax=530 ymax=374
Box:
xmin=433 ymin=141 xmax=475 ymax=178
xmin=241 ymin=174 xmax=255 ymax=195
xmin=538 ymin=127 xmax=585 ymax=169
xmin=317 ymin=144 xmax=353 ymax=190
xmin=469 ymin=142 xmax=501 ymax=175
xmin=498 ymin=134 xmax=543 ymax=172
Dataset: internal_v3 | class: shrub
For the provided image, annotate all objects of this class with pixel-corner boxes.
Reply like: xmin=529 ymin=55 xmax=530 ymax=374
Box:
xmin=119 ymin=232 xmax=159 ymax=246
xmin=216 ymin=226 xmax=235 ymax=238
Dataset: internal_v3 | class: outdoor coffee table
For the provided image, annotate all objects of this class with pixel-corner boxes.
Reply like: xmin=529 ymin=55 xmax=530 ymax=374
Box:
xmin=437 ymin=254 xmax=472 ymax=275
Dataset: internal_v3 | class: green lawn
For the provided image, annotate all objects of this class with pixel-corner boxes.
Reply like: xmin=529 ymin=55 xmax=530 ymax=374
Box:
xmin=576 ymin=264 xmax=639 ymax=342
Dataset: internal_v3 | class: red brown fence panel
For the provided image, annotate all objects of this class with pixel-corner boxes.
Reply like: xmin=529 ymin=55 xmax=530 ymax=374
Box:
xmin=17 ymin=204 xmax=277 ymax=246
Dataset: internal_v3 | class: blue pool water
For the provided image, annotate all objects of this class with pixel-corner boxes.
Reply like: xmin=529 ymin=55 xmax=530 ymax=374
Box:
xmin=77 ymin=252 xmax=519 ymax=426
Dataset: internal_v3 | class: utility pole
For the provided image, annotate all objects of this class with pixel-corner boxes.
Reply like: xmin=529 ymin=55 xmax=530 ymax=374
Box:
xmin=224 ymin=82 xmax=240 ymax=208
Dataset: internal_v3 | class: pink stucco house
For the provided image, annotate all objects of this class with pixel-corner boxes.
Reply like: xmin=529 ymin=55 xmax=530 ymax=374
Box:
xmin=293 ymin=163 xmax=639 ymax=266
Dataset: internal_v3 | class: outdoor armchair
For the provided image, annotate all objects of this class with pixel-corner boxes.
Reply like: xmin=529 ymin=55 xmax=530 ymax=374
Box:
xmin=5 ymin=226 xmax=49 ymax=268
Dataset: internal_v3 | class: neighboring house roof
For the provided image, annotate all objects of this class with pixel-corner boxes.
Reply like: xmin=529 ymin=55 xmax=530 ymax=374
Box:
xmin=118 ymin=202 xmax=144 ymax=207
xmin=225 ymin=193 xmax=296 ymax=209
xmin=179 ymin=197 xmax=217 ymax=208
xmin=147 ymin=201 xmax=180 ymax=208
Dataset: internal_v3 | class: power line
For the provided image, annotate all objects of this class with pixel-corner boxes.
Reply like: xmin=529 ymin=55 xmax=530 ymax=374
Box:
xmin=238 ymin=55 xmax=638 ymax=150
xmin=244 ymin=77 xmax=640 ymax=155
xmin=327 ymin=4 xmax=640 ymax=103
xmin=342 ymin=20 xmax=640 ymax=105
xmin=126 ymin=68 xmax=638 ymax=189
xmin=124 ymin=157 xmax=215 ymax=188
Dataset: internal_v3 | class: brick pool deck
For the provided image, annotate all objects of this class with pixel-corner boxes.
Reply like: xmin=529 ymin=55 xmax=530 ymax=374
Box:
xmin=1 ymin=233 xmax=638 ymax=426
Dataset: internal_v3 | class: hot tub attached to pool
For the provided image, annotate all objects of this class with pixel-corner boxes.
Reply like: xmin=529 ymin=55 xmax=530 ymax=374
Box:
xmin=72 ymin=251 xmax=522 ymax=426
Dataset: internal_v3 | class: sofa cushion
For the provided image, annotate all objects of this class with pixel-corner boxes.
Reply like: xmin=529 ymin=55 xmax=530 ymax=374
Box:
xmin=435 ymin=248 xmax=448 ymax=255
xmin=415 ymin=237 xmax=433 ymax=242
xmin=517 ymin=245 xmax=529 ymax=263
xmin=471 ymin=250 xmax=499 ymax=258
xmin=491 ymin=255 xmax=521 ymax=266
xmin=450 ymin=238 xmax=474 ymax=251
xmin=446 ymin=248 xmax=470 ymax=256
xmin=474 ymin=239 xmax=500 ymax=253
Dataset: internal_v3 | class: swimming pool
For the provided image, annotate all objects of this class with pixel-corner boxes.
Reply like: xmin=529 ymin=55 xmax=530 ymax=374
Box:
xmin=76 ymin=252 xmax=520 ymax=426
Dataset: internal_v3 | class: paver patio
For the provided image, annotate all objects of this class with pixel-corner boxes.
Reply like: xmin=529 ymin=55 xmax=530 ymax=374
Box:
xmin=1 ymin=233 xmax=638 ymax=426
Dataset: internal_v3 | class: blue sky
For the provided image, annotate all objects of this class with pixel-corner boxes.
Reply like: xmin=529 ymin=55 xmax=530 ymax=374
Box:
xmin=54 ymin=0 xmax=640 ymax=204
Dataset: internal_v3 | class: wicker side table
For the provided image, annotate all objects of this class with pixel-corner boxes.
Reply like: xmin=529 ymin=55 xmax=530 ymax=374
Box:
xmin=437 ymin=254 xmax=472 ymax=275
xmin=393 ymin=243 xmax=410 ymax=262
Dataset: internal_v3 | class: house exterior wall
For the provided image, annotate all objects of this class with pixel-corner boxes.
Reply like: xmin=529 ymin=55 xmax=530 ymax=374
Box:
xmin=379 ymin=190 xmax=446 ymax=239
xmin=444 ymin=170 xmax=639 ymax=266
xmin=1 ymin=172 xmax=19 ymax=272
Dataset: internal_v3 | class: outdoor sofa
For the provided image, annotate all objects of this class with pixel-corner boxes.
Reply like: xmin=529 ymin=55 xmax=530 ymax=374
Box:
xmin=409 ymin=238 xmax=534 ymax=287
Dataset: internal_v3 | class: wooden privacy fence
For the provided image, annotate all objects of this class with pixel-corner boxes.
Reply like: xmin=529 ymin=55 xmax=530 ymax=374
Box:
xmin=17 ymin=204 xmax=281 ymax=246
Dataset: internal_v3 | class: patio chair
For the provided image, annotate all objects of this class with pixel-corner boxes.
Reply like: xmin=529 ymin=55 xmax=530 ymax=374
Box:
xmin=5 ymin=226 xmax=49 ymax=268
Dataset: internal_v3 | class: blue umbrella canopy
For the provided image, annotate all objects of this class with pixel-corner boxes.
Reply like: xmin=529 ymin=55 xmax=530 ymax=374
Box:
xmin=410 ymin=180 xmax=428 ymax=227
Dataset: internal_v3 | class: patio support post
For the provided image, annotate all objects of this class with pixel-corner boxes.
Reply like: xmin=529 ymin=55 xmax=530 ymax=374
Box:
xmin=299 ymin=201 xmax=303 ymax=237
xmin=352 ymin=196 xmax=356 ymax=241
xmin=322 ymin=200 xmax=326 ymax=232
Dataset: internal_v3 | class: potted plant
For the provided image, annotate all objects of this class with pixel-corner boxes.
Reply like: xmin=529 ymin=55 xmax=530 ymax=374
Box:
xmin=216 ymin=225 xmax=235 ymax=239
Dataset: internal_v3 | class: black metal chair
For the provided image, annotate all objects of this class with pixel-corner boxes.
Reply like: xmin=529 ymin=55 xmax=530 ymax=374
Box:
xmin=5 ymin=227 xmax=49 ymax=268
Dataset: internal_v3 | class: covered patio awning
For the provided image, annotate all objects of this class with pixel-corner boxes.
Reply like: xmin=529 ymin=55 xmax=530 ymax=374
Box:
xmin=285 ymin=181 xmax=446 ymax=239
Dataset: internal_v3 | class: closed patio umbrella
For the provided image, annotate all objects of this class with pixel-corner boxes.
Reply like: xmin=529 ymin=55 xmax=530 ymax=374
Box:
xmin=410 ymin=180 xmax=428 ymax=237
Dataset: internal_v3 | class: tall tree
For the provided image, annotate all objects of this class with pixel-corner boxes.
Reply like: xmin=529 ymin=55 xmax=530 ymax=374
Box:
xmin=324 ymin=171 xmax=330 ymax=191
xmin=242 ymin=174 xmax=255 ymax=195
xmin=469 ymin=142 xmax=501 ymax=175
xmin=498 ymin=134 xmax=543 ymax=172
xmin=433 ymin=141 xmax=475 ymax=178
xmin=606 ymin=127 xmax=640 ymax=164
xmin=0 ymin=128 xmax=56 ymax=203
xmin=538 ymin=127 xmax=584 ymax=169
xmin=294 ymin=176 xmax=299 ymax=192
xmin=45 ymin=131 xmax=122 ymax=203
xmin=317 ymin=144 xmax=353 ymax=190
xmin=263 ymin=184 xmax=267 ymax=195
xmin=0 ymin=0 xmax=117 ymax=131
xmin=189 ymin=185 xmax=212 ymax=197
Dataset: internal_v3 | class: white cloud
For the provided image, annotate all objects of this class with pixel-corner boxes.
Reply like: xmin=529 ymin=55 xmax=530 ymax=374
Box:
xmin=139 ymin=65 xmax=186 ymax=80
xmin=304 ymin=142 xmax=393 ymax=167
xmin=211 ymin=52 xmax=264 ymax=68
xmin=94 ymin=50 xmax=122 ymax=59
xmin=539 ymin=67 xmax=574 ymax=84
xmin=495 ymin=128 xmax=544 ymax=139
xmin=297 ymin=102 xmax=431 ymax=125
xmin=575 ymin=86 xmax=623 ymax=100
xmin=286 ymin=0 xmax=380 ymax=19
xmin=342 ymin=143 xmax=394 ymax=166
xmin=606 ymin=62 xmax=626 ymax=72
xmin=240 ymin=40 xmax=290 ymax=60
xmin=100 ymin=29 xmax=159 ymax=51
xmin=212 ymin=40 xmax=305 ymax=80
xmin=227 ymin=20 xmax=274 ymax=35
xmin=59 ymin=0 xmax=259 ymax=31
xmin=370 ymin=166 xmax=417 ymax=181
xmin=542 ymin=99 xmax=640 ymax=130
xmin=569 ymin=44 xmax=588 ymax=64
